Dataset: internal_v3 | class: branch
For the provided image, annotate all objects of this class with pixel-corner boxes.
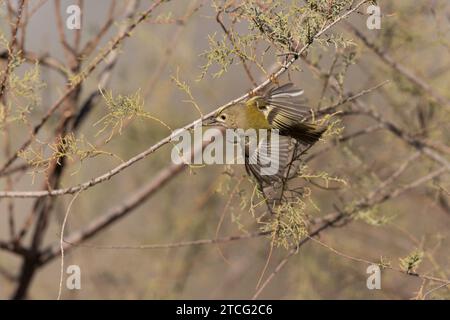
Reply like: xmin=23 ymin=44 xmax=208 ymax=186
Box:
xmin=252 ymin=211 xmax=346 ymax=299
xmin=216 ymin=8 xmax=257 ymax=86
xmin=79 ymin=0 xmax=117 ymax=58
xmin=0 ymin=0 xmax=165 ymax=174
xmin=302 ymin=55 xmax=450 ymax=168
xmin=38 ymin=135 xmax=221 ymax=264
xmin=309 ymin=236 xmax=450 ymax=285
xmin=61 ymin=231 xmax=268 ymax=250
xmin=143 ymin=0 xmax=202 ymax=97
xmin=73 ymin=0 xmax=139 ymax=129
xmin=0 ymin=0 xmax=25 ymax=101
xmin=0 ymin=0 xmax=371 ymax=198
xmin=251 ymin=166 xmax=448 ymax=299
xmin=345 ymin=22 xmax=450 ymax=109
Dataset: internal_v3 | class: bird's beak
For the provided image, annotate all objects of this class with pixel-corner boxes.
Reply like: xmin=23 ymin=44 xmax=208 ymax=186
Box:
xmin=202 ymin=117 xmax=218 ymax=127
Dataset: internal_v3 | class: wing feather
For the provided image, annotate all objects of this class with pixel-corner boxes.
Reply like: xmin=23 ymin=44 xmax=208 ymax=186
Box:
xmin=263 ymin=83 xmax=325 ymax=144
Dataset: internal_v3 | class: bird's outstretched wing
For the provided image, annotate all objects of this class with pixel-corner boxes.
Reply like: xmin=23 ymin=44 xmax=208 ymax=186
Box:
xmin=261 ymin=83 xmax=326 ymax=145
xmin=244 ymin=134 xmax=310 ymax=210
xmin=244 ymin=134 xmax=292 ymax=185
xmin=246 ymin=83 xmax=326 ymax=210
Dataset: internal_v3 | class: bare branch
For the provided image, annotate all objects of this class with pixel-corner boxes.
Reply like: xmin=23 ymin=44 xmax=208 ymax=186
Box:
xmin=0 ymin=0 xmax=166 ymax=174
xmin=345 ymin=22 xmax=450 ymax=109
xmin=0 ymin=0 xmax=371 ymax=198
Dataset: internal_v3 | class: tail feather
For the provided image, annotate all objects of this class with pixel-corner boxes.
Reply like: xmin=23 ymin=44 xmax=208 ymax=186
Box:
xmin=288 ymin=122 xmax=326 ymax=145
xmin=264 ymin=83 xmax=326 ymax=145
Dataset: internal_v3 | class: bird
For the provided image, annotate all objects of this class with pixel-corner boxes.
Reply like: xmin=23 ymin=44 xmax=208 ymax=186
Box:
xmin=203 ymin=83 xmax=326 ymax=204
xmin=205 ymin=83 xmax=325 ymax=144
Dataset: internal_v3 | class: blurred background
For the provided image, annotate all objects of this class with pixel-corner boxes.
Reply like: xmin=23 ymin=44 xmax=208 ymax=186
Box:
xmin=0 ymin=0 xmax=449 ymax=299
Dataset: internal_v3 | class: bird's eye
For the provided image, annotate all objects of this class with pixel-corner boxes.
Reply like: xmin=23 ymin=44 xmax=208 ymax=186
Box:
xmin=256 ymin=101 xmax=267 ymax=110
xmin=219 ymin=114 xmax=227 ymax=121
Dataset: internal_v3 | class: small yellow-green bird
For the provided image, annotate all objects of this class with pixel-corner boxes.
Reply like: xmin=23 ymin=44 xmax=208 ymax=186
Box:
xmin=203 ymin=83 xmax=326 ymax=186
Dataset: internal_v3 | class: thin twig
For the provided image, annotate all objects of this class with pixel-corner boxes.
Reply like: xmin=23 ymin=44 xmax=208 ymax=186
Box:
xmin=309 ymin=236 xmax=450 ymax=285
xmin=57 ymin=189 xmax=84 ymax=300
xmin=0 ymin=0 xmax=165 ymax=174
xmin=62 ymin=232 xmax=267 ymax=250
xmin=0 ymin=0 xmax=371 ymax=199
xmin=0 ymin=0 xmax=25 ymax=101
xmin=345 ymin=22 xmax=450 ymax=109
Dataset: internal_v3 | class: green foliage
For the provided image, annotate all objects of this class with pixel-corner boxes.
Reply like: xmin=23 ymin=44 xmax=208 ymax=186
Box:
xmin=0 ymin=31 xmax=45 ymax=130
xmin=378 ymin=256 xmax=391 ymax=269
xmin=261 ymin=197 xmax=309 ymax=249
xmin=8 ymin=61 xmax=46 ymax=106
xmin=247 ymin=1 xmax=293 ymax=49
xmin=18 ymin=133 xmax=118 ymax=179
xmin=171 ymin=69 xmax=203 ymax=116
xmin=1 ymin=0 xmax=448 ymax=300
xmin=199 ymin=0 xmax=356 ymax=81
xmin=154 ymin=11 xmax=174 ymax=24
xmin=399 ymin=249 xmax=424 ymax=274
xmin=199 ymin=33 xmax=239 ymax=80
xmin=298 ymin=164 xmax=347 ymax=188
xmin=247 ymin=0 xmax=355 ymax=48
xmin=94 ymin=88 xmax=149 ymax=142
xmin=0 ymin=101 xmax=31 ymax=131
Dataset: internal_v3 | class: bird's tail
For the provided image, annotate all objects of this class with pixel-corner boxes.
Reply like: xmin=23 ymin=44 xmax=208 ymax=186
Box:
xmin=290 ymin=122 xmax=326 ymax=145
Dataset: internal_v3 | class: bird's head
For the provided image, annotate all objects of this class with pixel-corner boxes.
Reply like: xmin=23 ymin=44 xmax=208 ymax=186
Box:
xmin=202 ymin=103 xmax=247 ymax=129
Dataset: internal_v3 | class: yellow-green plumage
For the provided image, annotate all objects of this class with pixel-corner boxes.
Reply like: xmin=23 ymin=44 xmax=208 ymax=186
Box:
xmin=215 ymin=101 xmax=270 ymax=130
xmin=210 ymin=83 xmax=325 ymax=146
xmin=203 ymin=83 xmax=326 ymax=188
